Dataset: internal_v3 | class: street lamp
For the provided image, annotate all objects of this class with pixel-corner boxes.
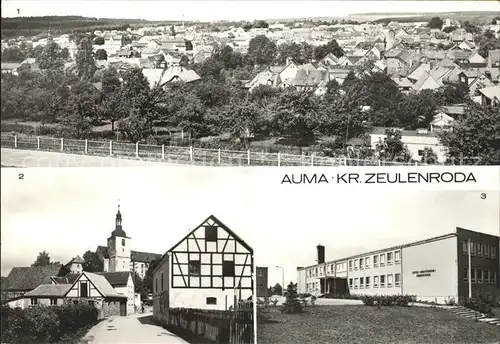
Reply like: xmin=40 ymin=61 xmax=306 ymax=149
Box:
xmin=276 ymin=266 xmax=284 ymax=296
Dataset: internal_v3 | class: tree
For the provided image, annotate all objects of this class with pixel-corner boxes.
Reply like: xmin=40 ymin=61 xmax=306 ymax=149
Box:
xmin=38 ymin=42 xmax=65 ymax=70
xmin=271 ymin=283 xmax=283 ymax=296
xmin=462 ymin=21 xmax=481 ymax=35
xmin=282 ymin=282 xmax=302 ymax=313
xmin=476 ymin=31 xmax=500 ymax=58
xmin=82 ymin=250 xmax=103 ymax=272
xmin=1 ymin=46 xmax=25 ymax=62
xmin=76 ymin=37 xmax=97 ymax=80
xmin=324 ymin=39 xmax=344 ymax=58
xmin=375 ymin=129 xmax=413 ymax=163
xmin=133 ymin=272 xmax=149 ymax=300
xmin=95 ymin=49 xmax=107 ymax=61
xmin=427 ymin=17 xmax=444 ymax=29
xmin=32 ymin=251 xmax=60 ymax=267
xmin=421 ymin=147 xmax=438 ymax=165
xmin=398 ymin=90 xmax=443 ymax=129
xmin=142 ymin=259 xmax=160 ymax=295
xmin=439 ymin=103 xmax=500 ymax=165
xmin=93 ymin=36 xmax=105 ymax=45
xmin=442 ymin=26 xmax=457 ymax=34
xmin=438 ymin=82 xmax=470 ymax=105
xmin=253 ymin=20 xmax=269 ymax=29
xmin=247 ymin=35 xmax=277 ymax=65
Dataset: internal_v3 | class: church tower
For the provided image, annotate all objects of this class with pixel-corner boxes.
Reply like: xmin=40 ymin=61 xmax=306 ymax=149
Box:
xmin=107 ymin=204 xmax=131 ymax=272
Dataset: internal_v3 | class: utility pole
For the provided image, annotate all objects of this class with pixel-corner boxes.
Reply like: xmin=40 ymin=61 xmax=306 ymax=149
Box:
xmin=468 ymin=238 xmax=472 ymax=298
xmin=276 ymin=266 xmax=284 ymax=296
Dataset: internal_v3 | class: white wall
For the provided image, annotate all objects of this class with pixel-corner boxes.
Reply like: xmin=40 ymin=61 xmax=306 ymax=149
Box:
xmin=170 ymin=288 xmax=252 ymax=310
xmin=402 ymin=236 xmax=458 ymax=304
xmin=66 ymin=274 xmax=102 ymax=298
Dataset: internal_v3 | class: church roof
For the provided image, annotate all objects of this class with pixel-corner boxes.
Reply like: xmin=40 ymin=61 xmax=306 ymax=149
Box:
xmin=131 ymin=250 xmax=162 ymax=263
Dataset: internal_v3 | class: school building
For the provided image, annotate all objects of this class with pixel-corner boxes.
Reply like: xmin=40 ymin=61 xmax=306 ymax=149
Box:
xmin=297 ymin=227 xmax=499 ymax=304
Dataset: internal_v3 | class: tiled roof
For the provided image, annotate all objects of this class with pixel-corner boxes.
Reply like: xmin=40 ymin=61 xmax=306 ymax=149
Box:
xmin=84 ymin=272 xmax=127 ymax=298
xmin=3 ymin=265 xmax=64 ymax=291
xmin=96 ymin=271 xmax=131 ymax=286
xmin=479 ymin=85 xmax=500 ymax=100
xmin=66 ymin=255 xmax=85 ymax=265
xmin=24 ymin=284 xmax=72 ymax=297
xmin=131 ymin=250 xmax=162 ymax=263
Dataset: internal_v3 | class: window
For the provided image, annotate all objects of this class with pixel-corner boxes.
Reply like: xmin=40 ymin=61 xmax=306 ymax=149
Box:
xmin=359 ymin=258 xmax=364 ymax=270
xmin=315 ymin=267 xmax=318 ymax=275
xmin=492 ymin=271 xmax=497 ymax=285
xmin=155 ymin=277 xmax=158 ymax=292
xmin=349 ymin=278 xmax=353 ymax=288
xmin=373 ymin=255 xmax=379 ymax=267
xmin=320 ymin=267 xmax=323 ymax=275
xmin=395 ymin=273 xmax=402 ymax=286
xmin=50 ymin=298 xmax=57 ymax=305
xmin=354 ymin=278 xmax=359 ymax=289
xmin=492 ymin=246 xmax=497 ymax=258
xmin=374 ymin=276 xmax=379 ymax=287
xmin=483 ymin=244 xmax=489 ymax=258
xmin=418 ymin=149 xmax=424 ymax=156
xmin=471 ymin=269 xmax=476 ymax=283
xmin=80 ymin=282 xmax=88 ymax=297
xmin=380 ymin=254 xmax=386 ymax=266
xmin=360 ymin=277 xmax=364 ymax=289
xmin=354 ymin=260 xmax=359 ymax=270
xmin=365 ymin=277 xmax=370 ymax=288
xmin=189 ymin=260 xmax=201 ymax=276
xmin=161 ymin=273 xmax=164 ymax=290
xmin=387 ymin=252 xmax=393 ymax=265
xmin=257 ymin=270 xmax=263 ymax=277
xmin=477 ymin=270 xmax=483 ymax=284
xmin=223 ymin=260 xmax=235 ymax=277
xmin=31 ymin=297 xmax=38 ymax=305
xmin=348 ymin=260 xmax=353 ymax=271
xmin=477 ymin=243 xmax=483 ymax=256
xmin=394 ymin=251 xmax=400 ymax=263
xmin=365 ymin=257 xmax=370 ymax=268
xmin=206 ymin=297 xmax=217 ymax=305
xmin=122 ymin=238 xmax=125 ymax=246
xmin=462 ymin=241 xmax=468 ymax=254
xmin=463 ymin=268 xmax=468 ymax=282
xmin=88 ymin=300 xmax=95 ymax=306
xmin=380 ymin=275 xmax=385 ymax=287
xmin=470 ymin=242 xmax=476 ymax=256
xmin=485 ymin=270 xmax=490 ymax=284
xmin=205 ymin=226 xmax=218 ymax=242
xmin=387 ymin=274 xmax=393 ymax=287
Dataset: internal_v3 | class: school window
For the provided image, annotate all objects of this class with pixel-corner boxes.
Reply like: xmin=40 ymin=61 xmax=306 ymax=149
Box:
xmin=387 ymin=252 xmax=393 ymax=265
xmin=373 ymin=255 xmax=379 ymax=267
xmin=395 ymin=273 xmax=401 ymax=287
xmin=462 ymin=241 xmax=468 ymax=254
xmin=365 ymin=257 xmax=370 ymax=268
xmin=349 ymin=278 xmax=353 ymax=288
xmin=477 ymin=270 xmax=483 ymax=283
xmin=30 ymin=297 xmax=38 ymax=305
xmin=365 ymin=276 xmax=370 ymax=288
xmin=463 ymin=268 xmax=468 ymax=282
xmin=359 ymin=258 xmax=364 ymax=269
xmin=380 ymin=254 xmax=386 ymax=266
xmin=483 ymin=244 xmax=489 ymax=257
xmin=492 ymin=246 xmax=497 ymax=258
xmin=387 ymin=274 xmax=393 ymax=287
xmin=223 ymin=260 xmax=235 ymax=277
xmin=354 ymin=278 xmax=359 ymax=289
xmin=189 ymin=260 xmax=201 ymax=276
xmin=374 ymin=276 xmax=379 ymax=287
xmin=320 ymin=266 xmax=323 ymax=275
xmin=205 ymin=226 xmax=218 ymax=242
xmin=471 ymin=269 xmax=476 ymax=283
xmin=354 ymin=259 xmax=358 ymax=270
xmin=348 ymin=260 xmax=353 ymax=271
xmin=485 ymin=270 xmax=490 ymax=284
xmin=492 ymin=272 xmax=497 ymax=285
xmin=380 ymin=275 xmax=386 ymax=287
xmin=394 ymin=251 xmax=401 ymax=263
xmin=315 ymin=267 xmax=318 ymax=275
xmin=477 ymin=243 xmax=483 ymax=256
xmin=50 ymin=298 xmax=57 ymax=305
xmin=360 ymin=277 xmax=364 ymax=288
xmin=206 ymin=297 xmax=217 ymax=305
xmin=470 ymin=242 xmax=476 ymax=256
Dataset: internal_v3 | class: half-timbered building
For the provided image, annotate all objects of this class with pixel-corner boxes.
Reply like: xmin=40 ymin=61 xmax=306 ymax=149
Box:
xmin=153 ymin=215 xmax=254 ymax=324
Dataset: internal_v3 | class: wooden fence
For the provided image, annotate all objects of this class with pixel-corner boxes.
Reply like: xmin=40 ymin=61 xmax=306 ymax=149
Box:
xmin=166 ymin=300 xmax=254 ymax=344
xmin=0 ymin=132 xmax=424 ymax=166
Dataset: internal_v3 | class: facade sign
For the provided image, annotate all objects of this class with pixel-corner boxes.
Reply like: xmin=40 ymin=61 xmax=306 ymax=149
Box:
xmin=412 ymin=269 xmax=436 ymax=277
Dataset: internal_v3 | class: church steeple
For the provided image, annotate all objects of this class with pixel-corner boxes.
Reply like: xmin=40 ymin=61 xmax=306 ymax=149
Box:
xmin=111 ymin=203 xmax=127 ymax=237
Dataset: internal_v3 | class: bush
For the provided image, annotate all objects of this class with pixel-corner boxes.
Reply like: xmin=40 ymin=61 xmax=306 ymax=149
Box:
xmin=1 ymin=303 xmax=98 ymax=344
xmin=461 ymin=294 xmax=494 ymax=316
xmin=281 ymin=282 xmax=303 ymax=314
xmin=360 ymin=295 xmax=414 ymax=307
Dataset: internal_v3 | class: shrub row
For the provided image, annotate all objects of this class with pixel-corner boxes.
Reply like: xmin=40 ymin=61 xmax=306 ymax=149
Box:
xmin=461 ymin=295 xmax=495 ymax=316
xmin=1 ymin=304 xmax=98 ymax=344
xmin=359 ymin=294 xmax=415 ymax=307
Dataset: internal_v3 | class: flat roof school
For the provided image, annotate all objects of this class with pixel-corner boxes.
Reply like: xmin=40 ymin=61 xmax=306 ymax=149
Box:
xmin=297 ymin=227 xmax=499 ymax=304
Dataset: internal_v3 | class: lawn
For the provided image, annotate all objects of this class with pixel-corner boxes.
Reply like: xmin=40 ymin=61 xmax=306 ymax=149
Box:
xmin=257 ymin=305 xmax=500 ymax=344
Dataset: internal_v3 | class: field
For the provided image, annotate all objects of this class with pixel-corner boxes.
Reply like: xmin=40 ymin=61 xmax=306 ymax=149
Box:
xmin=257 ymin=305 xmax=500 ymax=344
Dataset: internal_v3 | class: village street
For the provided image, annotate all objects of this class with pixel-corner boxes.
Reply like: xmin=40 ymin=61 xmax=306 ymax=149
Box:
xmin=80 ymin=312 xmax=190 ymax=344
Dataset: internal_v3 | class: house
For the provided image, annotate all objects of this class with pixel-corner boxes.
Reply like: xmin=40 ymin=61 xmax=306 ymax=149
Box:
xmin=96 ymin=206 xmax=162 ymax=279
xmin=97 ymin=271 xmax=135 ymax=315
xmin=369 ymin=127 xmax=447 ymax=163
xmin=1 ymin=265 xmax=66 ymax=302
xmin=65 ymin=256 xmax=84 ymax=274
xmin=478 ymin=85 xmax=500 ymax=107
xmin=430 ymin=112 xmax=454 ymax=132
xmin=487 ymin=49 xmax=500 ymax=69
xmin=142 ymin=66 xmax=201 ymax=88
xmin=467 ymin=73 xmax=495 ymax=97
xmin=152 ymin=215 xmax=254 ymax=325
xmin=0 ymin=62 xmax=20 ymax=75
xmin=256 ymin=267 xmax=269 ymax=297
xmin=7 ymin=284 xmax=71 ymax=309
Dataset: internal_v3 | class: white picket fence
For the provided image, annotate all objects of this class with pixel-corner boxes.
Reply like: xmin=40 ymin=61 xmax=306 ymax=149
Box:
xmin=0 ymin=133 xmax=423 ymax=166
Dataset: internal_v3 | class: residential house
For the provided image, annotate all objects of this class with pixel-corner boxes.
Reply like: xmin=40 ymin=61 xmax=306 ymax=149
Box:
xmin=478 ymin=85 xmax=500 ymax=107
xmin=97 ymin=271 xmax=135 ymax=315
xmin=369 ymin=127 xmax=447 ymax=163
xmin=1 ymin=62 xmax=20 ymax=75
xmin=467 ymin=72 xmax=495 ymax=97
xmin=7 ymin=284 xmax=71 ymax=309
xmin=1 ymin=265 xmax=66 ymax=302
xmin=430 ymin=112 xmax=454 ymax=132
xmin=96 ymin=206 xmax=162 ymax=279
xmin=152 ymin=215 xmax=254 ymax=326
xmin=65 ymin=256 xmax=84 ymax=274
xmin=142 ymin=66 xmax=201 ymax=89
xmin=487 ymin=49 xmax=500 ymax=69
xmin=104 ymin=35 xmax=123 ymax=56
xmin=318 ymin=53 xmax=340 ymax=67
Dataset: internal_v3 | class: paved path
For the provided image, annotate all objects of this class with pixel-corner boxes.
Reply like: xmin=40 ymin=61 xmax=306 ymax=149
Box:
xmin=1 ymin=148 xmax=181 ymax=167
xmin=81 ymin=312 xmax=189 ymax=344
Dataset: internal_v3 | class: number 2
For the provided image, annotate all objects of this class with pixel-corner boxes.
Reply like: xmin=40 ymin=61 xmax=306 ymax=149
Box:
xmin=18 ymin=173 xmax=24 ymax=180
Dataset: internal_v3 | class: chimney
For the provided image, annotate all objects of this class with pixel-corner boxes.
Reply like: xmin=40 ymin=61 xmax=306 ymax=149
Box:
xmin=317 ymin=245 xmax=325 ymax=264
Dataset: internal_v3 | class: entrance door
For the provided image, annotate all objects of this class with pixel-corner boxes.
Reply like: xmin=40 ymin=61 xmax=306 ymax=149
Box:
xmin=119 ymin=301 xmax=126 ymax=316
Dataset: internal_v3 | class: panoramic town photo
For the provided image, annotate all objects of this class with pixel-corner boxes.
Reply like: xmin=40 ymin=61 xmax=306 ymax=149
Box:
xmin=1 ymin=0 xmax=500 ymax=167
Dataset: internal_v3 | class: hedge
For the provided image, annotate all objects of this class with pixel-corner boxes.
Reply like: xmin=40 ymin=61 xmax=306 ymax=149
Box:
xmin=461 ymin=294 xmax=495 ymax=316
xmin=1 ymin=304 xmax=98 ymax=344
xmin=359 ymin=294 xmax=415 ymax=307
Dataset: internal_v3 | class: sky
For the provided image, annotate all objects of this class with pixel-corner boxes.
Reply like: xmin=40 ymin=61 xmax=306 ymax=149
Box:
xmin=1 ymin=1 xmax=499 ymax=21
xmin=1 ymin=167 xmax=499 ymax=288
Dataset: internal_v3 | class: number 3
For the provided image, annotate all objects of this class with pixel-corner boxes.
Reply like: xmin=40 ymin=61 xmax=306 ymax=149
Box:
xmin=481 ymin=193 xmax=486 ymax=199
